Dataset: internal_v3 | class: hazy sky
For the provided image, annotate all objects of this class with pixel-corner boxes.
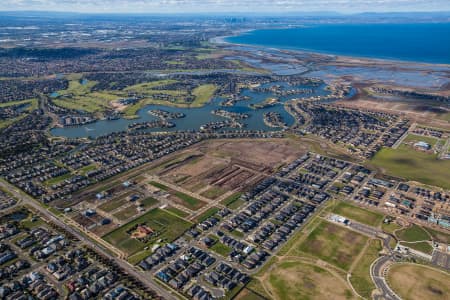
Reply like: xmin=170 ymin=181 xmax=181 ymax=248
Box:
xmin=1 ymin=0 xmax=449 ymax=13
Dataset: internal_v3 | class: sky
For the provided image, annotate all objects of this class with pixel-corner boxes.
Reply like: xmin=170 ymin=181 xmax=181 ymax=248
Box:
xmin=1 ymin=0 xmax=449 ymax=13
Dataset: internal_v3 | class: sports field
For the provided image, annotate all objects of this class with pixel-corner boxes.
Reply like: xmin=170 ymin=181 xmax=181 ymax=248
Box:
xmin=387 ymin=264 xmax=450 ymax=300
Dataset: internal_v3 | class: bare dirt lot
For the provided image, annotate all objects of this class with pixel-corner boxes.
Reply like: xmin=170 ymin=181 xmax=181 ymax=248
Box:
xmin=152 ymin=139 xmax=308 ymax=195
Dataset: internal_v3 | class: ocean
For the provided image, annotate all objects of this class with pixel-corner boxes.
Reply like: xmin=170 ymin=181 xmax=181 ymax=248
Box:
xmin=226 ymin=23 xmax=450 ymax=64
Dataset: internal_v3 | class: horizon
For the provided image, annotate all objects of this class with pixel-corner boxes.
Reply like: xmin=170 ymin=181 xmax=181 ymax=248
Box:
xmin=1 ymin=0 xmax=450 ymax=14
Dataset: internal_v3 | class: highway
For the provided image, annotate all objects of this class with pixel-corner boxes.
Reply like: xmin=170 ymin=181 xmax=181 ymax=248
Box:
xmin=0 ymin=180 xmax=176 ymax=300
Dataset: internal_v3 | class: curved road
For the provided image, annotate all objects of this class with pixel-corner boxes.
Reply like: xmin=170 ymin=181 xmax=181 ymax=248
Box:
xmin=370 ymin=256 xmax=401 ymax=300
xmin=0 ymin=180 xmax=175 ymax=300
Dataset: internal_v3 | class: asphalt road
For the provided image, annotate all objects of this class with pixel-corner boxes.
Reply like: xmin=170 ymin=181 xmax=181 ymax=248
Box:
xmin=371 ymin=256 xmax=400 ymax=300
xmin=0 ymin=180 xmax=176 ymax=300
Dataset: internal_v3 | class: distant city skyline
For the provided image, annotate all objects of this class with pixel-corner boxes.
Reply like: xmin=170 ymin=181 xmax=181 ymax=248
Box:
xmin=1 ymin=0 xmax=449 ymax=14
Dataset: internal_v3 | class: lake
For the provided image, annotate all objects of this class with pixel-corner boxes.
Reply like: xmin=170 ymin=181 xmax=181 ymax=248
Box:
xmin=51 ymin=81 xmax=329 ymax=138
xmin=227 ymin=23 xmax=450 ymax=64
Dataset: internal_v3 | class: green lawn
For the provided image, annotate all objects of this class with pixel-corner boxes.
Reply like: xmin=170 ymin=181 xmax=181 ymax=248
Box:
xmin=123 ymin=79 xmax=177 ymax=93
xmin=54 ymin=78 xmax=126 ymax=114
xmin=149 ymin=181 xmax=169 ymax=190
xmin=21 ymin=216 xmax=45 ymax=230
xmin=165 ymin=60 xmax=185 ymax=65
xmin=173 ymin=191 xmax=205 ymax=210
xmin=210 ymin=242 xmax=233 ymax=257
xmin=141 ymin=197 xmax=159 ymax=208
xmin=424 ymin=227 xmax=450 ymax=244
xmin=121 ymin=79 xmax=221 ymax=117
xmin=332 ymin=201 xmax=384 ymax=227
xmin=127 ymin=249 xmax=153 ymax=265
xmin=0 ymin=98 xmax=37 ymax=109
xmin=191 ymin=84 xmax=217 ymax=106
xmin=53 ymin=91 xmax=122 ymax=113
xmin=349 ymin=239 xmax=382 ymax=298
xmin=164 ymin=206 xmax=190 ymax=218
xmin=78 ymin=164 xmax=98 ymax=175
xmin=400 ymin=241 xmax=433 ymax=255
xmin=103 ymin=208 xmax=192 ymax=256
xmin=196 ymin=207 xmax=220 ymax=222
xmin=381 ymin=219 xmax=402 ymax=235
xmin=44 ymin=173 xmax=73 ymax=186
xmin=229 ymin=230 xmax=245 ymax=239
xmin=371 ymin=146 xmax=450 ymax=189
xmin=297 ymin=220 xmax=368 ymax=271
xmin=396 ymin=224 xmax=431 ymax=242
xmin=403 ymin=134 xmax=439 ymax=147
xmin=220 ymin=192 xmax=245 ymax=209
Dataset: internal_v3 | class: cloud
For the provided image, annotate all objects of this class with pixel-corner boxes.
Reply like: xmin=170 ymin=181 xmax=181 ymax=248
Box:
xmin=0 ymin=0 xmax=448 ymax=13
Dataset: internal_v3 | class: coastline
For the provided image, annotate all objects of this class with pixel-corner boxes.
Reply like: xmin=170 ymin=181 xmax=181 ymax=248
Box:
xmin=214 ymin=28 xmax=450 ymax=67
xmin=210 ymin=28 xmax=255 ymax=45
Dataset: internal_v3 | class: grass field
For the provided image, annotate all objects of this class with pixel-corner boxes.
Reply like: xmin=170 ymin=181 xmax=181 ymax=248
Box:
xmin=210 ymin=241 xmax=233 ymax=257
xmin=349 ymin=239 xmax=382 ymax=298
xmin=297 ymin=220 xmax=368 ymax=271
xmin=399 ymin=241 xmax=433 ymax=254
xmin=121 ymin=81 xmax=216 ymax=117
xmin=200 ymin=186 xmax=227 ymax=199
xmin=370 ymin=146 xmax=450 ymax=189
xmin=149 ymin=181 xmax=206 ymax=210
xmin=141 ymin=197 xmax=159 ymax=208
xmin=220 ymin=192 xmax=245 ymax=210
xmin=425 ymin=227 xmax=450 ymax=244
xmin=44 ymin=173 xmax=72 ymax=186
xmin=332 ymin=201 xmax=384 ymax=227
xmin=234 ymin=288 xmax=266 ymax=300
xmin=149 ymin=181 xmax=169 ymax=190
xmin=98 ymin=198 xmax=127 ymax=213
xmin=124 ymin=79 xmax=178 ymax=93
xmin=164 ymin=206 xmax=190 ymax=218
xmin=54 ymin=78 xmax=126 ymax=113
xmin=191 ymin=84 xmax=217 ymax=106
xmin=78 ymin=164 xmax=98 ymax=175
xmin=396 ymin=224 xmax=431 ymax=242
xmin=387 ymin=264 xmax=450 ymax=300
xmin=381 ymin=219 xmax=402 ymax=235
xmin=113 ymin=206 xmax=137 ymax=221
xmin=403 ymin=134 xmax=440 ymax=147
xmin=196 ymin=207 xmax=220 ymax=222
xmin=267 ymin=261 xmax=355 ymax=300
xmin=173 ymin=191 xmax=205 ymax=210
xmin=103 ymin=208 xmax=192 ymax=256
